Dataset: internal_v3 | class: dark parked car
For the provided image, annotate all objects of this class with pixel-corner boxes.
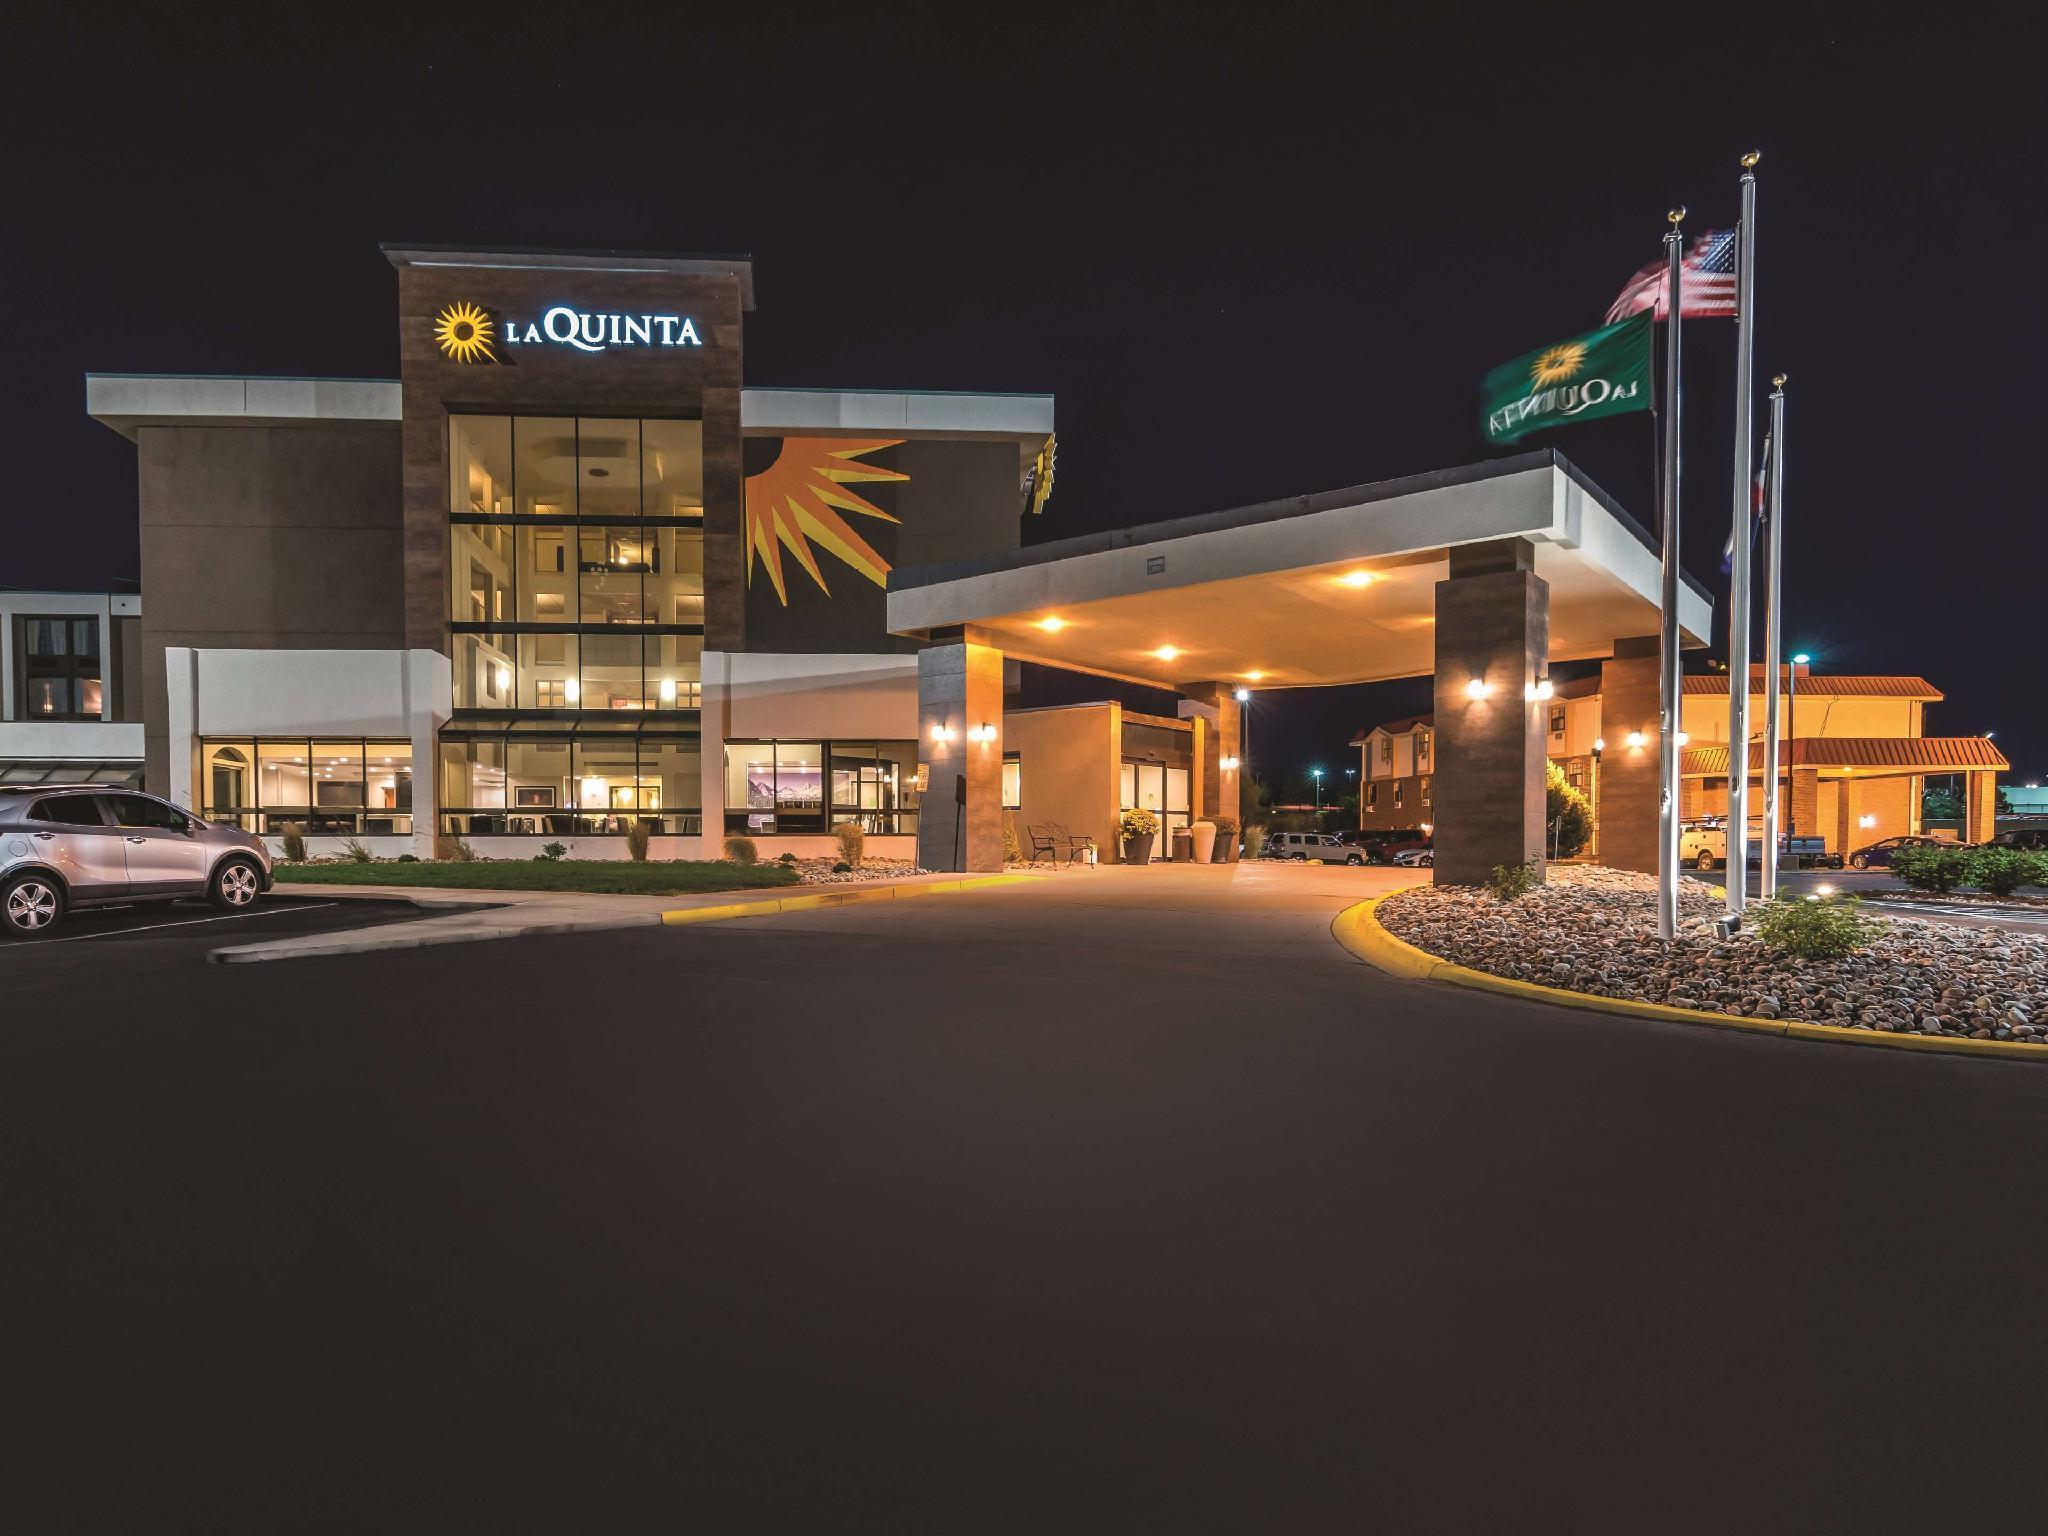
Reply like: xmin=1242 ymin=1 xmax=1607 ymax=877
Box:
xmin=1845 ymin=834 xmax=1947 ymax=870
xmin=1979 ymin=826 xmax=2048 ymax=853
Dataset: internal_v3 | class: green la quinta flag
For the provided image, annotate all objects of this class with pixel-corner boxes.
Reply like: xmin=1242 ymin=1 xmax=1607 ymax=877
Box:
xmin=1481 ymin=312 xmax=1652 ymax=446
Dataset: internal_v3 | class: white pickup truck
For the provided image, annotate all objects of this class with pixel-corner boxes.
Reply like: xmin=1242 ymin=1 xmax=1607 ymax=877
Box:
xmin=1678 ymin=820 xmax=1838 ymax=871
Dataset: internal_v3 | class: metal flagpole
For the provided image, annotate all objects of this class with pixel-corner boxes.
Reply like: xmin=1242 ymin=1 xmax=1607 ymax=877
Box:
xmin=1759 ymin=378 xmax=1787 ymax=899
xmin=1725 ymin=152 xmax=1761 ymax=918
xmin=1657 ymin=207 xmax=1687 ymax=942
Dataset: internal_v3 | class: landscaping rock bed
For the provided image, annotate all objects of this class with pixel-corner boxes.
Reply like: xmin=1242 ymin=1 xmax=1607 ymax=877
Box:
xmin=792 ymin=858 xmax=926 ymax=885
xmin=1379 ymin=865 xmax=2048 ymax=1044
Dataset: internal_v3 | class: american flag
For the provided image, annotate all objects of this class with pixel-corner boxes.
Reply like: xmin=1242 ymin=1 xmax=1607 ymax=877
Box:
xmin=1605 ymin=229 xmax=1739 ymax=322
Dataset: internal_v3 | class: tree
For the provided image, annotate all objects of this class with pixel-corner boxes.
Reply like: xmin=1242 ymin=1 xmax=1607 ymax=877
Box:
xmin=1923 ymin=786 xmax=1964 ymax=821
xmin=1546 ymin=761 xmax=1593 ymax=859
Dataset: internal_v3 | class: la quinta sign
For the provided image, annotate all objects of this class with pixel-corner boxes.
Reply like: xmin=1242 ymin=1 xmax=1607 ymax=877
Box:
xmin=433 ymin=301 xmax=703 ymax=363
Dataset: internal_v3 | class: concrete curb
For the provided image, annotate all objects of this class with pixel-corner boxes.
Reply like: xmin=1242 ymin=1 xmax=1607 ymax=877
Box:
xmin=1331 ymin=888 xmax=2047 ymax=1063
xmin=215 ymin=873 xmax=1033 ymax=963
xmin=659 ymin=872 xmax=1031 ymax=925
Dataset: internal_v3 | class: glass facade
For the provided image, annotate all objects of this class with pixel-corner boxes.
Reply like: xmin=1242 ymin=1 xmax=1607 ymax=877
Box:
xmin=200 ymin=738 xmax=413 ymax=833
xmin=723 ymin=739 xmax=920 ymax=835
xmin=439 ymin=727 xmax=701 ymax=836
xmin=447 ymin=415 xmax=704 ymax=713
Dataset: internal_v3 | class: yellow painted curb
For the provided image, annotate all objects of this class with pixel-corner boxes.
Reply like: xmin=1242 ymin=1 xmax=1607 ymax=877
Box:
xmin=1332 ymin=888 xmax=2047 ymax=1062
xmin=659 ymin=873 xmax=1030 ymax=927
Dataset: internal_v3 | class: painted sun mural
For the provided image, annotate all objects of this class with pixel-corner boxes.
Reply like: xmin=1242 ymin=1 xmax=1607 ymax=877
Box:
xmin=743 ymin=437 xmax=908 ymax=603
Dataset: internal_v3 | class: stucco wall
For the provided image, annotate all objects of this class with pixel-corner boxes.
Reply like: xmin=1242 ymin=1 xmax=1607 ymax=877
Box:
xmin=1005 ymin=703 xmax=1121 ymax=861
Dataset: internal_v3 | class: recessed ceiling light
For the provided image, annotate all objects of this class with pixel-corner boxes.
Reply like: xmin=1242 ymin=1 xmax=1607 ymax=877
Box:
xmin=1339 ymin=570 xmax=1374 ymax=588
xmin=1243 ymin=670 xmax=1266 ymax=682
xmin=1036 ymin=616 xmax=1067 ymax=632
xmin=1152 ymin=645 xmax=1181 ymax=662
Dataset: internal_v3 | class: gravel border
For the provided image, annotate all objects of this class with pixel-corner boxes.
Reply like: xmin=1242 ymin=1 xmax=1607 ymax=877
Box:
xmin=1380 ymin=866 xmax=2048 ymax=1043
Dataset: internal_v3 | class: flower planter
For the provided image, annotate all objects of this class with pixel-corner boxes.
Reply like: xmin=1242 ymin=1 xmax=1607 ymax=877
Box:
xmin=1122 ymin=833 xmax=1155 ymax=865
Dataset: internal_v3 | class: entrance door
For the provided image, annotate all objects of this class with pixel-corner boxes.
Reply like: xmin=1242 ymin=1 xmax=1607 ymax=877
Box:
xmin=1121 ymin=761 xmax=1191 ymax=858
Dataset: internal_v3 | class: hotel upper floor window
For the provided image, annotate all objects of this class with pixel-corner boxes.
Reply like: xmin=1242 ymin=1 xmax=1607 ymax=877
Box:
xmin=1550 ymin=706 xmax=1567 ymax=737
xmin=1380 ymin=737 xmax=1393 ymax=763
xmin=1366 ymin=783 xmax=1378 ymax=810
xmin=17 ymin=616 xmax=103 ymax=720
xmin=1416 ymin=731 xmax=1430 ymax=766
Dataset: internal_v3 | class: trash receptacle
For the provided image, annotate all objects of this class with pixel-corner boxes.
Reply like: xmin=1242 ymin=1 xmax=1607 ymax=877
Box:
xmin=1190 ymin=820 xmax=1218 ymax=862
xmin=1170 ymin=827 xmax=1194 ymax=863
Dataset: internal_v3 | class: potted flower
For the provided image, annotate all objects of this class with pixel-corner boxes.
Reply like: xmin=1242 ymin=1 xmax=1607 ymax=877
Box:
xmin=1120 ymin=807 xmax=1159 ymax=864
xmin=1209 ymin=814 xmax=1239 ymax=863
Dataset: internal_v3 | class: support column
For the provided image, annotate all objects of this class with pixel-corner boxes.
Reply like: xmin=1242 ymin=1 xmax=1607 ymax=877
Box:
xmin=1433 ymin=540 xmax=1549 ymax=886
xmin=916 ymin=634 xmax=1006 ymax=873
xmin=1180 ymin=684 xmax=1242 ymax=830
xmin=1596 ymin=636 xmax=1661 ymax=874
xmin=1966 ymin=770 xmax=1998 ymax=845
xmin=1789 ymin=767 xmax=1819 ymax=840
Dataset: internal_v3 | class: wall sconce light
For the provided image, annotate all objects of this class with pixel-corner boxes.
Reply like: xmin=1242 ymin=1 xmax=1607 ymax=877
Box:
xmin=1219 ymin=756 xmax=1240 ymax=771
xmin=929 ymin=722 xmax=958 ymax=743
xmin=1858 ymin=813 xmax=1877 ymax=829
xmin=1625 ymin=730 xmax=1646 ymax=748
xmin=1465 ymin=677 xmax=1491 ymax=700
xmin=1592 ymin=736 xmax=1606 ymax=755
xmin=966 ymin=722 xmax=996 ymax=744
xmin=1523 ymin=677 xmax=1556 ymax=702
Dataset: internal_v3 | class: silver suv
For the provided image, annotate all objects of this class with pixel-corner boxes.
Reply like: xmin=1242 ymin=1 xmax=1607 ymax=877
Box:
xmin=1 ymin=786 xmax=273 ymax=938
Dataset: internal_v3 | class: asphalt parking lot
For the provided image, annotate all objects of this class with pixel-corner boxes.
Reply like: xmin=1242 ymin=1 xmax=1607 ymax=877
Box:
xmin=0 ymin=890 xmax=450 ymax=965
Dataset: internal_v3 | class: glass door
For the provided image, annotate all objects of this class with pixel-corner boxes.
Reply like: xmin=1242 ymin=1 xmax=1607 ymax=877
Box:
xmin=1121 ymin=761 xmax=1193 ymax=858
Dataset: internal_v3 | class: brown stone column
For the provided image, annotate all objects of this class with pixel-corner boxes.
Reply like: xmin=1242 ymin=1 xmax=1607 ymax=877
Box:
xmin=1788 ymin=767 xmax=1819 ymax=840
xmin=1182 ymin=683 xmax=1243 ymax=832
xmin=1595 ymin=636 xmax=1661 ymax=874
xmin=1433 ymin=541 xmax=1549 ymax=886
xmin=916 ymin=635 xmax=1005 ymax=873
xmin=1967 ymin=770 xmax=1998 ymax=844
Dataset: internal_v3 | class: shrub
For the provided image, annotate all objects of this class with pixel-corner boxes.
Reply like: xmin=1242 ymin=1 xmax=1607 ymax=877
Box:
xmin=1891 ymin=843 xmax=1975 ymax=893
xmin=435 ymin=834 xmax=477 ymax=863
xmin=723 ymin=835 xmax=759 ymax=865
xmin=1489 ymin=860 xmax=1539 ymax=901
xmin=1242 ymin=823 xmax=1270 ymax=859
xmin=1971 ymin=847 xmax=2043 ymax=897
xmin=834 ymin=821 xmax=865 ymax=868
xmin=832 ymin=861 xmax=853 ymax=874
xmin=625 ymin=820 xmax=651 ymax=862
xmin=1545 ymin=761 xmax=1593 ymax=859
xmin=537 ymin=841 xmax=568 ymax=862
xmin=1001 ymin=820 xmax=1024 ymax=864
xmin=1752 ymin=893 xmax=1884 ymax=959
xmin=279 ymin=823 xmax=307 ymax=863
xmin=339 ymin=836 xmax=373 ymax=864
xmin=397 ymin=853 xmax=420 ymax=864
xmin=1120 ymin=807 xmax=1159 ymax=839
xmin=1210 ymin=814 xmax=1238 ymax=847
xmin=778 ymin=851 xmax=799 ymax=865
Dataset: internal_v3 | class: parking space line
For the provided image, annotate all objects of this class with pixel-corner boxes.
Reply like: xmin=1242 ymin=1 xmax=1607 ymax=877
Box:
xmin=35 ymin=902 xmax=340 ymax=944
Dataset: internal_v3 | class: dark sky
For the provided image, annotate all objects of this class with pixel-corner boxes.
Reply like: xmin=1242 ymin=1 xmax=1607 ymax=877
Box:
xmin=3 ymin=7 xmax=2040 ymax=783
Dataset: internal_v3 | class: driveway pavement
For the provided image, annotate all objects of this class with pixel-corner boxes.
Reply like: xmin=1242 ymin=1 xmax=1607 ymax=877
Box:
xmin=8 ymin=860 xmax=2048 ymax=1531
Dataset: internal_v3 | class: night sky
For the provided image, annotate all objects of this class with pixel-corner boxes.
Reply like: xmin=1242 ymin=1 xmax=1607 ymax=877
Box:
xmin=3 ymin=9 xmax=2039 ymax=783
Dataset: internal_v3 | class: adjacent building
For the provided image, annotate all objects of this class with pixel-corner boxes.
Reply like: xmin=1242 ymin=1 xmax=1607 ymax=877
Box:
xmin=0 ymin=589 xmax=145 ymax=790
xmin=84 ymin=246 xmax=1053 ymax=861
xmin=1354 ymin=663 xmax=2007 ymax=854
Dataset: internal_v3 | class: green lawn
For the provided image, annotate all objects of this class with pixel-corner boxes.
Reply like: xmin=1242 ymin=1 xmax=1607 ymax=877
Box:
xmin=273 ymin=860 xmax=803 ymax=896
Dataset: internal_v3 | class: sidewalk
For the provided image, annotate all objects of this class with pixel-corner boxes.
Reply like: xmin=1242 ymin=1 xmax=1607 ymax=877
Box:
xmin=213 ymin=871 xmax=1040 ymax=964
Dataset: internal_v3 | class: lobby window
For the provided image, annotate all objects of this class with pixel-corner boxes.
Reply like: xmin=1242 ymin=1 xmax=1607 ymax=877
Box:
xmin=438 ymin=729 xmax=699 ymax=837
xmin=727 ymin=739 xmax=920 ymax=836
xmin=448 ymin=414 xmax=704 ymax=711
xmin=201 ymin=738 xmax=411 ymax=834
xmin=18 ymin=616 xmax=103 ymax=720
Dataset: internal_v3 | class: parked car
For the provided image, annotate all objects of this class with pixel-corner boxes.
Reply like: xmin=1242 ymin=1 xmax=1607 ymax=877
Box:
xmin=1261 ymin=831 xmax=1368 ymax=865
xmin=1678 ymin=821 xmax=1842 ymax=871
xmin=1978 ymin=826 xmax=2048 ymax=853
xmin=1846 ymin=834 xmax=1947 ymax=870
xmin=0 ymin=786 xmax=273 ymax=939
xmin=1391 ymin=845 xmax=1434 ymax=867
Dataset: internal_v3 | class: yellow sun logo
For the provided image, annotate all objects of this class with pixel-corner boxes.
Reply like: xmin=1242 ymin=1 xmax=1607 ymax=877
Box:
xmin=743 ymin=438 xmax=908 ymax=603
xmin=1529 ymin=340 xmax=1588 ymax=388
xmin=434 ymin=302 xmax=497 ymax=364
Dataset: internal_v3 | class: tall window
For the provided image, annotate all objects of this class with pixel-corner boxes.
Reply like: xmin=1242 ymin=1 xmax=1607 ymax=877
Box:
xmin=438 ymin=729 xmax=701 ymax=837
xmin=18 ymin=617 xmax=103 ymax=720
xmin=447 ymin=415 xmax=705 ymax=711
xmin=201 ymin=738 xmax=412 ymax=834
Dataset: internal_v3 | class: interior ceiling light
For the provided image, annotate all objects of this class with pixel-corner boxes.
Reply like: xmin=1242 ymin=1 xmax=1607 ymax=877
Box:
xmin=1152 ymin=645 xmax=1181 ymax=662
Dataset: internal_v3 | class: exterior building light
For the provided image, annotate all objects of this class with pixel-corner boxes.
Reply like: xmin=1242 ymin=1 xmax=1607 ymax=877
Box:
xmin=1233 ymin=688 xmax=1252 ymax=703
xmin=966 ymin=722 xmax=996 ymax=743
xmin=1792 ymin=652 xmax=1811 ymax=665
xmin=1465 ymin=678 xmax=1491 ymax=700
xmin=1219 ymin=756 xmax=1240 ymax=771
xmin=1674 ymin=731 xmax=1689 ymax=746
xmin=1625 ymin=730 xmax=1646 ymax=748
xmin=929 ymin=722 xmax=958 ymax=743
xmin=1524 ymin=678 xmax=1555 ymax=702
xmin=1152 ymin=645 xmax=1181 ymax=662
xmin=1816 ymin=883 xmax=1837 ymax=898
xmin=1243 ymin=671 xmax=1265 ymax=683
xmin=1593 ymin=736 xmax=1606 ymax=753
xmin=1036 ymin=616 xmax=1067 ymax=632
xmin=1859 ymin=813 xmax=1877 ymax=828
xmin=1338 ymin=570 xmax=1374 ymax=588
